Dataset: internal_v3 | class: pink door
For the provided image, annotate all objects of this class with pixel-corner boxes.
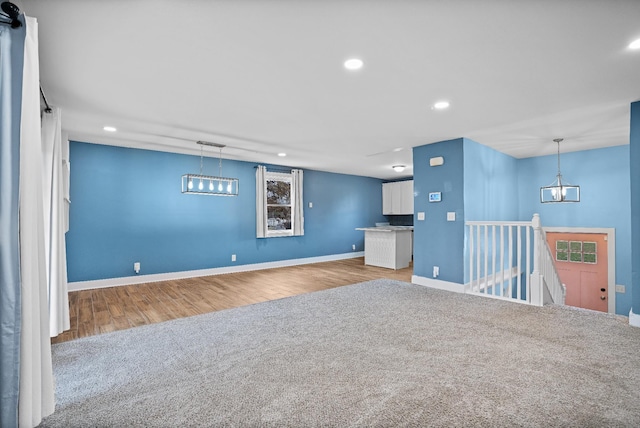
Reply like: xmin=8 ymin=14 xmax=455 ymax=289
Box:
xmin=545 ymin=232 xmax=608 ymax=312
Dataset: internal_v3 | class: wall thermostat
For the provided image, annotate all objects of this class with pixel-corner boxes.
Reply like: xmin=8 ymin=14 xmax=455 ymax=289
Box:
xmin=429 ymin=192 xmax=442 ymax=202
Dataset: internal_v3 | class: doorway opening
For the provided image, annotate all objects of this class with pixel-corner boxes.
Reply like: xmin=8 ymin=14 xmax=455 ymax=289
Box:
xmin=544 ymin=227 xmax=615 ymax=313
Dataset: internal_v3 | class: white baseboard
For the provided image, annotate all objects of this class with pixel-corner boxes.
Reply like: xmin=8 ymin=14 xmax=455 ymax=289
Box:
xmin=68 ymin=252 xmax=365 ymax=291
xmin=411 ymin=275 xmax=465 ymax=293
xmin=630 ymin=308 xmax=640 ymax=328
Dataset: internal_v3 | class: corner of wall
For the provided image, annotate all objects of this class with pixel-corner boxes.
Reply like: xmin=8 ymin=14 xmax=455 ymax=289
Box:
xmin=629 ymin=308 xmax=640 ymax=328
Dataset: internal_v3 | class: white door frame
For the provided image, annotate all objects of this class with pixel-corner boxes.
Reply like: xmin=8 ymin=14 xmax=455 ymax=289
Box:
xmin=543 ymin=227 xmax=615 ymax=314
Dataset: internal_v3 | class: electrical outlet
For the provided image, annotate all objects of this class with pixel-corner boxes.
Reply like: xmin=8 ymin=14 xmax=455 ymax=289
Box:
xmin=433 ymin=266 xmax=439 ymax=278
xmin=352 ymin=244 xmax=356 ymax=251
xmin=134 ymin=262 xmax=140 ymax=274
xmin=231 ymin=254 xmax=236 ymax=262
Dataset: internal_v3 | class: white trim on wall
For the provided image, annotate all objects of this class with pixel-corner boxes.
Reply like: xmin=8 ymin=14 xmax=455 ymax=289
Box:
xmin=411 ymin=275 xmax=465 ymax=294
xmin=543 ymin=226 xmax=616 ymax=314
xmin=69 ymin=252 xmax=364 ymax=291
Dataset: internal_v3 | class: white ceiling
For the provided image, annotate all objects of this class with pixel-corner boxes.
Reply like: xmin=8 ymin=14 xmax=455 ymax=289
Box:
xmin=19 ymin=0 xmax=640 ymax=179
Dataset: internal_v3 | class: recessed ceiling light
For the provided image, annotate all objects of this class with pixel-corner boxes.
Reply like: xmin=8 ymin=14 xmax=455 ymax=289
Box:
xmin=344 ymin=58 xmax=364 ymax=71
xmin=392 ymin=147 xmax=404 ymax=152
xmin=103 ymin=126 xmax=117 ymax=132
xmin=629 ymin=38 xmax=640 ymax=50
xmin=433 ymin=101 xmax=450 ymax=110
xmin=392 ymin=165 xmax=406 ymax=172
xmin=278 ymin=152 xmax=287 ymax=157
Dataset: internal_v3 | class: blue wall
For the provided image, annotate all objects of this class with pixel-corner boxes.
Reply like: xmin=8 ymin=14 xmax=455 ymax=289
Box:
xmin=412 ymin=139 xmax=465 ymax=283
xmin=630 ymin=101 xmax=640 ymax=316
xmin=66 ymin=141 xmax=386 ymax=282
xmin=517 ymin=145 xmax=631 ymax=314
xmin=463 ymin=139 xmax=519 ymax=222
xmin=463 ymin=138 xmax=519 ymax=283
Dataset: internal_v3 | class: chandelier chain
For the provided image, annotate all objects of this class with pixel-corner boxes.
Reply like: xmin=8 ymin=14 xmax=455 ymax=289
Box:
xmin=219 ymin=148 xmax=223 ymax=176
xmin=553 ymin=138 xmax=563 ymax=185
xmin=199 ymin=145 xmax=204 ymax=175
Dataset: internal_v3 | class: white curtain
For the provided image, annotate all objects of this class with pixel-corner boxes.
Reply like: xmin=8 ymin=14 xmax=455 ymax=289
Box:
xmin=292 ymin=169 xmax=304 ymax=236
xmin=18 ymin=16 xmax=55 ymax=428
xmin=61 ymin=132 xmax=70 ymax=232
xmin=41 ymin=107 xmax=70 ymax=337
xmin=0 ymin=19 xmax=24 ymax=428
xmin=256 ymin=165 xmax=267 ymax=238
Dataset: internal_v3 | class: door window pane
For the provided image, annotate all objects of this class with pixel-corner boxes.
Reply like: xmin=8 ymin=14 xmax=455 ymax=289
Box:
xmin=583 ymin=241 xmax=597 ymax=264
xmin=569 ymin=252 xmax=582 ymax=263
xmin=556 ymin=241 xmax=568 ymax=261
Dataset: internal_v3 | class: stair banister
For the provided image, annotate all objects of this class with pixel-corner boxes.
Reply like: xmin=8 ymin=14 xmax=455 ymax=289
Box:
xmin=530 ymin=213 xmax=544 ymax=306
xmin=465 ymin=214 xmax=564 ymax=306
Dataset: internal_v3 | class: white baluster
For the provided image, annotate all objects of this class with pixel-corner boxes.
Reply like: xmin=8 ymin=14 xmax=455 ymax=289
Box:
xmin=500 ymin=225 xmax=505 ymax=297
xmin=516 ymin=225 xmax=522 ymax=301
xmin=469 ymin=225 xmax=474 ymax=292
xmin=476 ymin=225 xmax=481 ymax=291
xmin=484 ymin=225 xmax=489 ymax=294
xmin=508 ymin=226 xmax=513 ymax=298
xmin=492 ymin=225 xmax=497 ymax=296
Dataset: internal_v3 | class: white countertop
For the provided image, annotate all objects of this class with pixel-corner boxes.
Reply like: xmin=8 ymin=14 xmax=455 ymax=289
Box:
xmin=355 ymin=226 xmax=414 ymax=232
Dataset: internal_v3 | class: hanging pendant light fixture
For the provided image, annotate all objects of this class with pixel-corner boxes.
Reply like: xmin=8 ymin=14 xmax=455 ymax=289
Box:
xmin=181 ymin=141 xmax=239 ymax=196
xmin=540 ymin=138 xmax=579 ymax=203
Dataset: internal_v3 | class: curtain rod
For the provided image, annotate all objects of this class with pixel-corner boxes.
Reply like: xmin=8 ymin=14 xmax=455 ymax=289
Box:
xmin=40 ymin=86 xmax=52 ymax=113
xmin=254 ymin=165 xmax=299 ymax=173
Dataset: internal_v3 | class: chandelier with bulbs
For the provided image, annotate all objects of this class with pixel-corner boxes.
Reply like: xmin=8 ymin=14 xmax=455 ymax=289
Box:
xmin=181 ymin=141 xmax=239 ymax=196
xmin=540 ymin=138 xmax=579 ymax=203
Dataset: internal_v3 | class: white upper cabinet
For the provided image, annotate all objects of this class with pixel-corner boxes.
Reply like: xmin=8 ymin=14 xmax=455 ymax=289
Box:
xmin=399 ymin=180 xmax=414 ymax=214
xmin=382 ymin=180 xmax=414 ymax=215
xmin=382 ymin=182 xmax=394 ymax=215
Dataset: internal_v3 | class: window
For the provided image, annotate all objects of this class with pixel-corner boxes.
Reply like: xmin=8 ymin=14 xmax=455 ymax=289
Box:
xmin=266 ymin=172 xmax=293 ymax=236
xmin=583 ymin=242 xmax=597 ymax=264
xmin=555 ymin=240 xmax=597 ymax=264
xmin=255 ymin=166 xmax=304 ymax=238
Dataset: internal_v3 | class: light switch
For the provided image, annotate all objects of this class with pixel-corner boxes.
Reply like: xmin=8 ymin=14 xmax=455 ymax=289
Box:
xmin=417 ymin=212 xmax=425 ymax=221
xmin=447 ymin=212 xmax=456 ymax=221
xmin=308 ymin=202 xmax=313 ymax=208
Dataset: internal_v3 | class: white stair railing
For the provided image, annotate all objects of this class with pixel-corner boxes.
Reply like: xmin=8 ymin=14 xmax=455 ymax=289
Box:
xmin=532 ymin=215 xmax=566 ymax=305
xmin=466 ymin=214 xmax=565 ymax=306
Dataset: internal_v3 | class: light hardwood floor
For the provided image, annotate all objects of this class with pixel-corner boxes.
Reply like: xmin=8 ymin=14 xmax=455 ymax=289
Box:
xmin=53 ymin=257 xmax=412 ymax=344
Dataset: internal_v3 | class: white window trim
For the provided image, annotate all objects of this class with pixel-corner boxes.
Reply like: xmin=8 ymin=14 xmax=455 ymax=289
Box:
xmin=265 ymin=172 xmax=295 ymax=238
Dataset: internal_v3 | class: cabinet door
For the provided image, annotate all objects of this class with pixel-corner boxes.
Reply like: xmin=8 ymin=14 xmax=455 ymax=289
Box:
xmin=382 ymin=182 xmax=393 ymax=215
xmin=399 ymin=180 xmax=414 ymax=215
xmin=390 ymin=182 xmax=402 ymax=214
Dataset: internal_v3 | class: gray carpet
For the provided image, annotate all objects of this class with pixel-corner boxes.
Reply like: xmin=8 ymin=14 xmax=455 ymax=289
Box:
xmin=39 ymin=279 xmax=640 ymax=427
